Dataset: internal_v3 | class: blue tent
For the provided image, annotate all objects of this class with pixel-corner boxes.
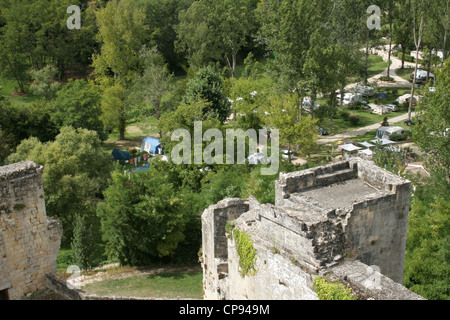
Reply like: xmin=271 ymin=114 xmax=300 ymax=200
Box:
xmin=141 ymin=137 xmax=162 ymax=155
xmin=112 ymin=149 xmax=131 ymax=161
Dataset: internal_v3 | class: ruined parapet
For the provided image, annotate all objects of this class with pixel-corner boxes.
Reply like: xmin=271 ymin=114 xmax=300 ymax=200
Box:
xmin=274 ymin=159 xmax=411 ymax=283
xmin=202 ymin=159 xmax=420 ymax=300
xmin=201 ymin=198 xmax=249 ymax=300
xmin=0 ymin=161 xmax=62 ymax=300
xmin=328 ymin=260 xmax=425 ymax=300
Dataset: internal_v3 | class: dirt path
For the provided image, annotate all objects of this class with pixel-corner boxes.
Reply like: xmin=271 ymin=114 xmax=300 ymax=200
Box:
xmin=318 ymin=112 xmax=416 ymax=145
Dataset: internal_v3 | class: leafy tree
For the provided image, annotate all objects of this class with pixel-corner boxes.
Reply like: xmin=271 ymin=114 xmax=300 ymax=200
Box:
xmin=137 ymin=0 xmax=193 ymax=74
xmin=49 ymin=79 xmax=107 ymax=141
xmin=401 ymin=58 xmax=450 ymax=300
xmin=0 ymin=99 xmax=59 ymax=148
xmin=182 ymin=66 xmax=231 ymax=123
xmin=128 ymin=46 xmax=173 ymax=138
xmin=97 ymin=162 xmax=197 ymax=266
xmin=0 ymin=128 xmax=15 ymax=165
xmin=264 ymin=92 xmax=318 ymax=162
xmin=100 ymin=83 xmax=128 ymax=140
xmin=92 ymin=0 xmax=150 ymax=139
xmin=6 ymin=127 xmax=111 ymax=246
xmin=71 ymin=214 xmax=102 ymax=269
xmin=92 ymin=0 xmax=149 ymax=84
xmin=28 ymin=64 xmax=62 ymax=100
xmin=257 ymin=0 xmax=317 ymax=90
xmin=0 ymin=0 xmax=98 ymax=90
xmin=393 ymin=0 xmax=415 ymax=69
xmin=372 ymin=143 xmax=407 ymax=175
xmin=404 ymin=195 xmax=449 ymax=300
xmin=413 ymin=57 xmax=450 ymax=181
xmin=158 ymin=97 xmax=222 ymax=159
xmin=175 ymin=0 xmax=258 ymax=77
xmin=227 ymin=75 xmax=274 ymax=131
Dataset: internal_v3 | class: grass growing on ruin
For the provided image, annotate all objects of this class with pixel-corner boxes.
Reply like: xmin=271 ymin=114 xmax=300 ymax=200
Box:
xmin=313 ymin=276 xmax=358 ymax=300
xmin=81 ymin=271 xmax=203 ymax=299
xmin=233 ymin=229 xmax=258 ymax=278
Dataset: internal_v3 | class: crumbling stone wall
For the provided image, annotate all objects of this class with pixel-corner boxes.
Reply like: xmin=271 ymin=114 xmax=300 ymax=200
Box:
xmin=202 ymin=159 xmax=422 ymax=300
xmin=0 ymin=161 xmax=62 ymax=300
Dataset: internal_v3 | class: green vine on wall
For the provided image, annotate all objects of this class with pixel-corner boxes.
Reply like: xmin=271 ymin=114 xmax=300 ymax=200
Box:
xmin=227 ymin=221 xmax=258 ymax=277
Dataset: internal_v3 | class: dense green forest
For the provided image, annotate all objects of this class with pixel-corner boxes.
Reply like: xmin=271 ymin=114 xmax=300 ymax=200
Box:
xmin=0 ymin=0 xmax=448 ymax=300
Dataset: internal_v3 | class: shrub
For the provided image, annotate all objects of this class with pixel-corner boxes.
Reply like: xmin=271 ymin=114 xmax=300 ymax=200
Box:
xmin=233 ymin=228 xmax=258 ymax=277
xmin=340 ymin=111 xmax=350 ymax=121
xmin=349 ymin=114 xmax=360 ymax=126
xmin=313 ymin=276 xmax=357 ymax=300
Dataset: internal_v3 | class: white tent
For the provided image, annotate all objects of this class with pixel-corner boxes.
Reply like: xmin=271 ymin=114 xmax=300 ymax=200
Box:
xmin=371 ymin=138 xmax=395 ymax=146
xmin=396 ymin=94 xmax=420 ymax=105
xmin=247 ymin=153 xmax=271 ymax=165
xmin=358 ymin=149 xmax=373 ymax=156
xmin=358 ymin=141 xmax=375 ymax=148
xmin=339 ymin=144 xmax=362 ymax=152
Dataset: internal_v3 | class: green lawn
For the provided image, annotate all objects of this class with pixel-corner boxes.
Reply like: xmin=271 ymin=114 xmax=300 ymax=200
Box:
xmin=367 ymin=55 xmax=391 ymax=78
xmin=395 ymin=67 xmax=415 ymax=82
xmin=0 ymin=77 xmax=40 ymax=108
xmin=82 ymin=270 xmax=204 ymax=299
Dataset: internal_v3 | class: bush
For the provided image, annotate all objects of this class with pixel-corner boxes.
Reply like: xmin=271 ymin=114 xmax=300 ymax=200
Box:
xmin=397 ymin=52 xmax=414 ymax=63
xmin=349 ymin=114 xmax=360 ymax=126
xmin=313 ymin=276 xmax=357 ymax=300
xmin=379 ymin=76 xmax=395 ymax=82
xmin=340 ymin=111 xmax=350 ymax=121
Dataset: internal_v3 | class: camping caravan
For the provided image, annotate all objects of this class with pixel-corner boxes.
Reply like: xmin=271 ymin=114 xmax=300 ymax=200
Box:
xmin=376 ymin=126 xmax=405 ymax=139
xmin=141 ymin=137 xmax=162 ymax=155
xmin=355 ymin=85 xmax=375 ymax=97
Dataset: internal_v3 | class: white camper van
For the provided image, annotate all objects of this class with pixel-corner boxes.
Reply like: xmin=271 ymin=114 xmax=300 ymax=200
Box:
xmin=355 ymin=85 xmax=375 ymax=97
xmin=376 ymin=126 xmax=406 ymax=139
xmin=342 ymin=93 xmax=362 ymax=106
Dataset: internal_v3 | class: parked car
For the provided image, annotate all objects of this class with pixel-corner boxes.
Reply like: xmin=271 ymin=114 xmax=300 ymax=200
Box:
xmin=384 ymin=104 xmax=398 ymax=112
xmin=318 ymin=127 xmax=329 ymax=136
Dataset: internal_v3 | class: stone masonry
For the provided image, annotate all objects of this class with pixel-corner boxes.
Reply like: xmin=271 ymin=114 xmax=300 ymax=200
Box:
xmin=201 ymin=159 xmax=424 ymax=300
xmin=0 ymin=161 xmax=62 ymax=300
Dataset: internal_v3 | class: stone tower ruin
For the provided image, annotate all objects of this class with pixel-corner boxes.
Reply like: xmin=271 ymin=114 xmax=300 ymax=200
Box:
xmin=0 ymin=161 xmax=62 ymax=300
xmin=201 ymin=159 xmax=424 ymax=300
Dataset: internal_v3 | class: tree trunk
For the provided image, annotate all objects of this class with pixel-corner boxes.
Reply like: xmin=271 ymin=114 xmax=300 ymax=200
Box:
xmin=442 ymin=26 xmax=448 ymax=70
xmin=365 ymin=30 xmax=370 ymax=85
xmin=426 ymin=46 xmax=433 ymax=82
xmin=402 ymin=46 xmax=406 ymax=69
xmin=409 ymin=15 xmax=424 ymax=121
xmin=387 ymin=22 xmax=393 ymax=80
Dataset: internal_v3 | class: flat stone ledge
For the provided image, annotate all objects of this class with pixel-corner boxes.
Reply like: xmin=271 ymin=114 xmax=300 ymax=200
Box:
xmin=329 ymin=261 xmax=425 ymax=300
